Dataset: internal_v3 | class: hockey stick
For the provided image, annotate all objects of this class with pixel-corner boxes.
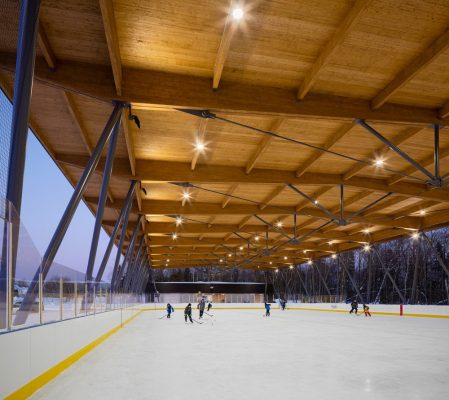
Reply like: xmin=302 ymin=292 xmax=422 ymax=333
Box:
xmin=192 ymin=318 xmax=204 ymax=324
xmin=204 ymin=311 xmax=214 ymax=317
xmin=158 ymin=314 xmax=168 ymax=319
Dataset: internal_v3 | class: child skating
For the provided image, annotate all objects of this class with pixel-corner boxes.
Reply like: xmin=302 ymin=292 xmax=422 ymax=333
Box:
xmin=166 ymin=303 xmax=174 ymax=318
xmin=349 ymin=299 xmax=358 ymax=314
xmin=184 ymin=303 xmax=193 ymax=323
xmin=363 ymin=304 xmax=371 ymax=317
xmin=265 ymin=302 xmax=271 ymax=317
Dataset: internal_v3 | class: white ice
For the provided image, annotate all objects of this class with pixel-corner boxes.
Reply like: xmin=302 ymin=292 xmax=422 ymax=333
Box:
xmin=31 ymin=308 xmax=449 ymax=400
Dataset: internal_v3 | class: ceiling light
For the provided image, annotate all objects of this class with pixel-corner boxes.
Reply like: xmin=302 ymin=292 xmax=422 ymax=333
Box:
xmin=254 ymin=235 xmax=260 ymax=242
xmin=269 ymin=261 xmax=272 ymax=265
xmin=307 ymin=260 xmax=312 ymax=265
xmin=363 ymin=244 xmax=371 ymax=252
xmin=195 ymin=141 xmax=205 ymax=152
xmin=275 ymin=268 xmax=279 ymax=273
xmin=328 ymin=241 xmax=334 ymax=246
xmin=166 ymin=259 xmax=170 ymax=262
xmin=374 ymin=159 xmax=385 ymax=167
xmin=165 ymin=263 xmax=168 ymax=267
xmin=219 ymin=258 xmax=224 ymax=263
xmin=289 ymin=265 xmax=293 ymax=269
xmin=419 ymin=210 xmax=426 ymax=216
xmin=411 ymin=231 xmax=420 ymax=240
xmin=303 ymin=250 xmax=308 ymax=254
xmin=362 ymin=228 xmax=370 ymax=234
xmin=284 ymin=256 xmax=288 ymax=260
xmin=276 ymin=221 xmax=283 ymax=228
xmin=331 ymin=254 xmax=337 ymax=259
xmin=175 ymin=216 xmax=183 ymax=226
xmin=239 ymin=246 xmax=244 ymax=251
xmin=228 ymin=253 xmax=232 ymax=258
xmin=231 ymin=7 xmax=244 ymax=20
xmin=314 ymin=200 xmax=319 ymax=205
xmin=172 ymin=233 xmax=178 ymax=240
xmin=182 ymin=190 xmax=191 ymax=201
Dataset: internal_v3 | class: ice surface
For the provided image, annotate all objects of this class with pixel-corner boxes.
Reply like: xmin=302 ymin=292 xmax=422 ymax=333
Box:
xmin=31 ymin=308 xmax=449 ymax=400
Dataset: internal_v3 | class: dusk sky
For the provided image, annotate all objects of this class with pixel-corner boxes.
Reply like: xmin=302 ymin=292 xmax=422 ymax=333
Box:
xmin=1 ymin=89 xmax=118 ymax=281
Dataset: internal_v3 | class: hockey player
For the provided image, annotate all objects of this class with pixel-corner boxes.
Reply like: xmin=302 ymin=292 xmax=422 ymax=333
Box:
xmin=280 ymin=299 xmax=287 ymax=310
xmin=166 ymin=303 xmax=174 ymax=319
xmin=207 ymin=301 xmax=213 ymax=312
xmin=363 ymin=304 xmax=371 ymax=317
xmin=198 ymin=298 xmax=206 ymax=319
xmin=349 ymin=299 xmax=358 ymax=314
xmin=265 ymin=302 xmax=271 ymax=317
xmin=184 ymin=303 xmax=193 ymax=323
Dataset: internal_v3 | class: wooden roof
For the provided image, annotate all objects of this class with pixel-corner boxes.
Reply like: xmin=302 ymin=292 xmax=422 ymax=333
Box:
xmin=1 ymin=0 xmax=449 ymax=271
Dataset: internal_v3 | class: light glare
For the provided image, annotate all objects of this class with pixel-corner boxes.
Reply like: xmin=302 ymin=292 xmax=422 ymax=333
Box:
xmin=232 ymin=7 xmax=244 ymax=20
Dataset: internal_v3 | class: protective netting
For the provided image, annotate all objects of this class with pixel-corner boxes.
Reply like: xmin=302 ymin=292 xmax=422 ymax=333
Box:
xmin=0 ymin=89 xmax=12 ymax=201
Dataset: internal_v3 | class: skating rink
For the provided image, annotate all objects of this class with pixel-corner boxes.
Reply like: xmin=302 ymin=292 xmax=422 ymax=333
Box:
xmin=31 ymin=308 xmax=449 ymax=400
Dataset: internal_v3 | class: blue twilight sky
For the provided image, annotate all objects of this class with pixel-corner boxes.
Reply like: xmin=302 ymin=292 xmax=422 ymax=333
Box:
xmin=0 ymin=89 xmax=118 ymax=281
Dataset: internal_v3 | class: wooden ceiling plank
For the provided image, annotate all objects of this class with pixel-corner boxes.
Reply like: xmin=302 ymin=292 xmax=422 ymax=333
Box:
xmin=343 ymin=126 xmax=426 ymax=180
xmin=221 ymin=183 xmax=239 ymax=208
xmin=388 ymin=143 xmax=449 ymax=185
xmin=62 ymin=91 xmax=115 ymax=203
xmin=297 ymin=0 xmax=373 ymax=100
xmin=191 ymin=118 xmax=208 ymax=170
xmin=99 ymin=0 xmax=122 ymax=96
xmin=246 ymin=118 xmax=284 ymax=173
xmin=296 ymin=123 xmax=353 ymax=177
xmin=37 ymin=24 xmax=57 ymax=70
xmin=371 ymin=28 xmax=449 ymax=110
xmin=259 ymin=185 xmax=285 ymax=210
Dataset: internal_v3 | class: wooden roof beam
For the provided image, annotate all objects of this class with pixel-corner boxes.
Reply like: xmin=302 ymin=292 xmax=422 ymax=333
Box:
xmin=221 ymin=183 xmax=239 ymax=208
xmin=297 ymin=0 xmax=373 ymax=100
xmin=371 ymin=28 xmax=449 ymax=110
xmin=37 ymin=24 xmax=56 ymax=70
xmin=99 ymin=0 xmax=122 ymax=96
xmin=2 ymin=53 xmax=447 ymax=126
xmin=121 ymin=109 xmax=136 ymax=175
xmin=213 ymin=1 xmax=241 ymax=89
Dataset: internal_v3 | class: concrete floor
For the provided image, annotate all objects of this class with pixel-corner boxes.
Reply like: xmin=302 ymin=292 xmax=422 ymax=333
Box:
xmin=31 ymin=308 xmax=449 ymax=400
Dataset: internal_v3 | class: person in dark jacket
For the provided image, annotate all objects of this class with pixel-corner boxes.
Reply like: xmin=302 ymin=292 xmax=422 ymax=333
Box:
xmin=198 ymin=298 xmax=206 ymax=319
xmin=207 ymin=301 xmax=213 ymax=312
xmin=184 ymin=303 xmax=193 ymax=323
xmin=265 ymin=302 xmax=271 ymax=317
xmin=280 ymin=299 xmax=287 ymax=310
xmin=166 ymin=303 xmax=174 ymax=318
xmin=349 ymin=299 xmax=358 ymax=314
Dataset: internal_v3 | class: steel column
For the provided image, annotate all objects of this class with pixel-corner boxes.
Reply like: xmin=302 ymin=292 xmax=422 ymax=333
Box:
xmin=95 ymin=181 xmax=137 ymax=284
xmin=86 ymin=119 xmax=121 ymax=282
xmin=130 ymin=251 xmax=147 ymax=293
xmin=422 ymin=232 xmax=449 ymax=277
xmin=115 ymin=215 xmax=142 ymax=289
xmin=110 ymin=190 xmax=136 ymax=290
xmin=312 ymin=263 xmax=332 ymax=297
xmin=434 ymin=124 xmax=441 ymax=181
xmin=14 ymin=103 xmax=124 ymax=325
xmin=123 ymin=234 xmax=145 ymax=291
xmin=0 ymin=0 xmax=41 ymax=330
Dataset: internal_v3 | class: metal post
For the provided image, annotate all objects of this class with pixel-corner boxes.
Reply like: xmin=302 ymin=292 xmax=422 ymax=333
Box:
xmin=313 ymin=263 xmax=332 ymax=297
xmin=14 ymin=103 xmax=124 ymax=325
xmin=6 ymin=220 xmax=13 ymax=330
xmin=99 ymin=287 xmax=103 ymax=312
xmin=39 ymin=272 xmax=43 ymax=325
xmin=110 ymin=195 xmax=136 ymax=290
xmin=129 ymin=250 xmax=145 ymax=293
xmin=422 ymin=232 xmax=449 ymax=276
xmin=74 ymin=281 xmax=78 ymax=317
xmin=59 ymin=276 xmax=63 ymax=321
xmin=434 ymin=124 xmax=440 ymax=181
xmin=93 ymin=286 xmax=96 ymax=315
xmin=115 ymin=215 xmax=142 ymax=289
xmin=95 ymin=181 xmax=137 ymax=284
xmin=86 ymin=120 xmax=121 ymax=282
xmin=84 ymin=282 xmax=88 ymax=316
xmin=0 ymin=0 xmax=41 ymax=330
xmin=123 ymin=234 xmax=145 ymax=291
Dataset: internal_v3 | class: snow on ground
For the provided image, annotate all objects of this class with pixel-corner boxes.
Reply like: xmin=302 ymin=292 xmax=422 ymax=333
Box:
xmin=31 ymin=308 xmax=449 ymax=400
